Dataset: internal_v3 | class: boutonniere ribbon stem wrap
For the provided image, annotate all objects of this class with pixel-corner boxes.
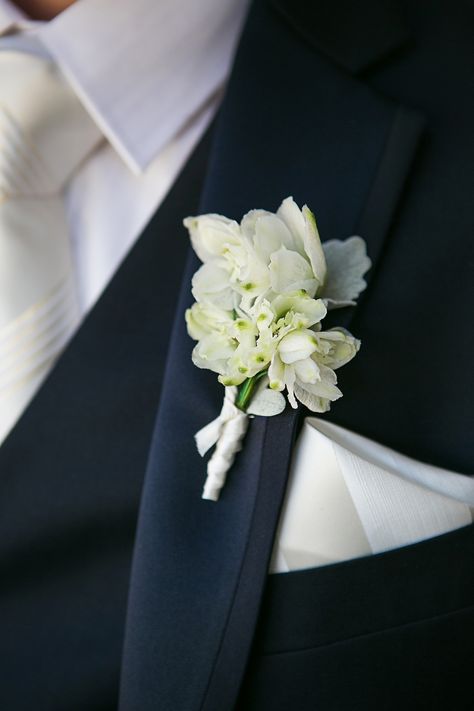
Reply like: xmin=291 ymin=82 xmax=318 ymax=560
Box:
xmin=184 ymin=197 xmax=371 ymax=501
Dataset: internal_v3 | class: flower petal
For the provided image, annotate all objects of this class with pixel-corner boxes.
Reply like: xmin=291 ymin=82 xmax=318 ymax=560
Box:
xmin=241 ymin=209 xmax=273 ymax=238
xmin=279 ymin=329 xmax=318 ymax=364
xmin=303 ymin=363 xmax=342 ymax=400
xmin=184 ymin=214 xmax=241 ymax=263
xmin=234 ymin=257 xmax=271 ymax=299
xmin=302 ymin=206 xmax=327 ymax=288
xmin=284 ymin=364 xmax=297 ymax=408
xmin=293 ymin=383 xmax=332 ymax=413
xmin=294 ymin=357 xmax=320 ymax=384
xmin=195 ymin=333 xmax=236 ymax=361
xmin=276 ymin=197 xmax=306 ymax=255
xmin=271 ymin=292 xmax=327 ymax=327
xmin=185 ymin=302 xmax=233 ymax=340
xmin=192 ymin=334 xmax=237 ymax=375
xmin=315 ymin=328 xmax=360 ymax=368
xmin=191 ymin=262 xmax=237 ymax=309
xmin=252 ymin=214 xmax=295 ymax=262
xmin=269 ymin=247 xmax=318 ymax=295
xmin=251 ymin=299 xmax=275 ymax=332
xmin=268 ymin=352 xmax=286 ymax=391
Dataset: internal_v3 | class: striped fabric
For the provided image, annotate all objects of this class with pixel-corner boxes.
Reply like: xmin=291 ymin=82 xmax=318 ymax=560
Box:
xmin=0 ymin=50 xmax=101 ymax=442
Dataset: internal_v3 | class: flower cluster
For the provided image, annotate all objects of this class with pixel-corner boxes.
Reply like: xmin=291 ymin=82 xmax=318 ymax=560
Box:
xmin=184 ymin=197 xmax=370 ymax=414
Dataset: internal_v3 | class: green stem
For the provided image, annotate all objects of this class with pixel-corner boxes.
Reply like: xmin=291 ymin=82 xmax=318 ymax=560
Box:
xmin=235 ymin=370 xmax=268 ymax=412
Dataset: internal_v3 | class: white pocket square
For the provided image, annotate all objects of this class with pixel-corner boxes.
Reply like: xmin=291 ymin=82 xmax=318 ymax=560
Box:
xmin=270 ymin=418 xmax=474 ymax=573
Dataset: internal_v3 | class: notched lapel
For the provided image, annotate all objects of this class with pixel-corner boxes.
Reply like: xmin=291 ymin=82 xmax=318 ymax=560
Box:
xmin=271 ymin=0 xmax=411 ymax=74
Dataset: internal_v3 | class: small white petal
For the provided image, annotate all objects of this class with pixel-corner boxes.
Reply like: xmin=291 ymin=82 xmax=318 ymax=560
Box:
xmin=195 ymin=333 xmax=236 ymax=362
xmin=184 ymin=214 xmax=241 ymax=263
xmin=252 ymin=299 xmax=275 ymax=332
xmin=276 ymin=197 xmax=306 ymax=255
xmin=234 ymin=257 xmax=271 ymax=298
xmin=293 ymin=383 xmax=332 ymax=413
xmin=185 ymin=302 xmax=233 ymax=340
xmin=192 ymin=339 xmax=234 ymax=377
xmin=284 ymin=365 xmax=298 ymax=408
xmin=253 ymin=214 xmax=295 ymax=262
xmin=241 ymin=209 xmax=273 ymax=238
xmin=271 ymin=293 xmax=327 ymax=326
xmin=268 ymin=352 xmax=286 ymax=391
xmin=315 ymin=328 xmax=361 ymax=368
xmin=218 ymin=372 xmax=249 ymax=387
xmin=191 ymin=262 xmax=236 ymax=309
xmin=279 ymin=329 xmax=318 ymax=364
xmin=232 ymin=318 xmax=258 ymax=346
xmin=302 ymin=364 xmax=342 ymax=400
xmin=294 ymin=357 xmax=320 ymax=384
xmin=269 ymin=247 xmax=317 ymax=295
xmin=302 ymin=206 xmax=327 ymax=288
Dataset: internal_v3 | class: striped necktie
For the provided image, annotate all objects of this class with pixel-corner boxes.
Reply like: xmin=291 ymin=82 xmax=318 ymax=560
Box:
xmin=0 ymin=50 xmax=102 ymax=443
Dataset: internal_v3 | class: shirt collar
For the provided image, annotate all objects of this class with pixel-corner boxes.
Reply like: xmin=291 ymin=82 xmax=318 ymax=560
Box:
xmin=0 ymin=0 xmax=31 ymax=33
xmin=1 ymin=0 xmax=249 ymax=173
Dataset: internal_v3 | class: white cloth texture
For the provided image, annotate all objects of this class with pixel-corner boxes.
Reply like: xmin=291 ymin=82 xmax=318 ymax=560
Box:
xmin=0 ymin=49 xmax=102 ymax=442
xmin=270 ymin=418 xmax=474 ymax=573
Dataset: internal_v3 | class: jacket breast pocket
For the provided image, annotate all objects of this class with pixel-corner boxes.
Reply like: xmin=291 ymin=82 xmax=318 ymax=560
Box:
xmin=236 ymin=523 xmax=474 ymax=711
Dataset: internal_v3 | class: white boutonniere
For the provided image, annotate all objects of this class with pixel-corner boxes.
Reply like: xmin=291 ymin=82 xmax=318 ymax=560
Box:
xmin=184 ymin=197 xmax=371 ymax=501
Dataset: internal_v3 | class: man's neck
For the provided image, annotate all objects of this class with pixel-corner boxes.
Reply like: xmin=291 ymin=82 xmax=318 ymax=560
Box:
xmin=10 ymin=0 xmax=75 ymax=20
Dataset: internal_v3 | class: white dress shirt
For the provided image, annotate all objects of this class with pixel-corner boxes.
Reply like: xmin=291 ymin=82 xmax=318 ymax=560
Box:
xmin=1 ymin=0 xmax=472 ymax=568
xmin=0 ymin=0 xmax=249 ymax=313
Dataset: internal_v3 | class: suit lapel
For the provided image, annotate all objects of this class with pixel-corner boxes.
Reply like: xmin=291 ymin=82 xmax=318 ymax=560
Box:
xmin=119 ymin=1 xmax=425 ymax=710
xmin=271 ymin=0 xmax=411 ymax=73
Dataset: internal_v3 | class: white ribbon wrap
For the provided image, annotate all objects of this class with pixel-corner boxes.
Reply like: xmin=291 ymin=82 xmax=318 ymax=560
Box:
xmin=195 ymin=387 xmax=249 ymax=501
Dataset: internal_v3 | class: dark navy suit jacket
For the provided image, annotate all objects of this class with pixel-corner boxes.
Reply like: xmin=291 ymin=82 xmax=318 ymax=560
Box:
xmin=0 ymin=1 xmax=472 ymax=709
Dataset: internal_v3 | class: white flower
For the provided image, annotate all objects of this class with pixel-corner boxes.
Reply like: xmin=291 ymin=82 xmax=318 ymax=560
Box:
xmin=184 ymin=198 xmax=369 ymax=501
xmin=185 ymin=301 xmax=234 ymax=340
xmin=278 ymin=329 xmax=319 ymax=364
xmin=242 ymin=198 xmax=327 ymax=298
xmin=184 ymin=198 xmax=366 ymax=413
xmin=183 ymin=214 xmax=241 ymax=263
xmin=268 ymin=328 xmax=360 ymax=412
xmin=269 ymin=246 xmax=318 ymax=295
xmin=222 ymin=239 xmax=271 ymax=304
xmin=274 ymin=199 xmax=327 ymax=287
xmin=219 ymin=316 xmax=277 ymax=387
xmin=312 ymin=328 xmax=361 ymax=369
xmin=185 ymin=197 xmax=334 ymax=314
xmin=191 ymin=261 xmax=238 ymax=310
xmin=270 ymin=292 xmax=327 ymax=328
xmin=191 ymin=333 xmax=237 ymax=376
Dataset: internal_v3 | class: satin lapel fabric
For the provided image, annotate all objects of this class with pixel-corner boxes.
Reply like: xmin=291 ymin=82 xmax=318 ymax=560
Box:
xmin=119 ymin=1 xmax=424 ymax=709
